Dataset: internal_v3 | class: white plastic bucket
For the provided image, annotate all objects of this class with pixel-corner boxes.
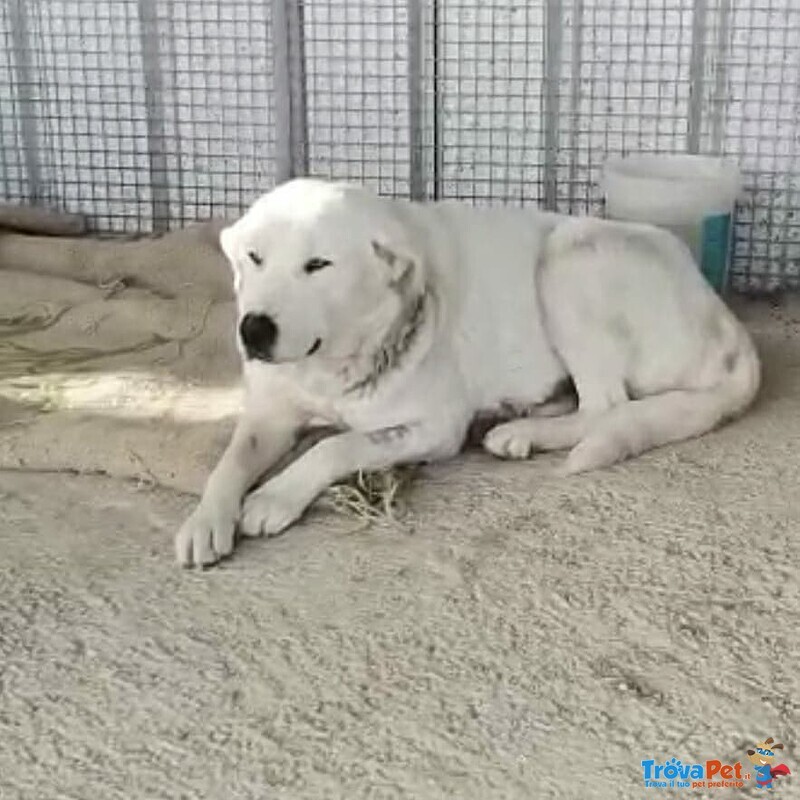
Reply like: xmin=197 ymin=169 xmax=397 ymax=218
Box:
xmin=602 ymin=154 xmax=742 ymax=292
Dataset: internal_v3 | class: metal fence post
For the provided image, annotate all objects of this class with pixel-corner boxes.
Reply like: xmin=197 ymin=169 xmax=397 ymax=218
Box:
xmin=407 ymin=0 xmax=425 ymax=200
xmin=273 ymin=0 xmax=308 ymax=183
xmin=8 ymin=0 xmax=41 ymax=203
xmin=543 ymin=0 xmax=563 ymax=211
xmin=687 ymin=0 xmax=708 ymax=154
xmin=137 ymin=0 xmax=170 ymax=231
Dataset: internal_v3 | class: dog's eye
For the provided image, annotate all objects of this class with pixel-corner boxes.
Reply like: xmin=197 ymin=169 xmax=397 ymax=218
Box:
xmin=304 ymin=257 xmax=332 ymax=274
xmin=247 ymin=250 xmax=263 ymax=267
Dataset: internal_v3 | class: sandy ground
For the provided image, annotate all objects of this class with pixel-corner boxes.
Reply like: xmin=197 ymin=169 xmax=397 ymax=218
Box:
xmin=1 ymin=298 xmax=798 ymax=800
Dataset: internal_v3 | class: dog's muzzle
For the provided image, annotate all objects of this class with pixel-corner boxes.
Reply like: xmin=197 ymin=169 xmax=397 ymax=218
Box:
xmin=239 ymin=312 xmax=278 ymax=361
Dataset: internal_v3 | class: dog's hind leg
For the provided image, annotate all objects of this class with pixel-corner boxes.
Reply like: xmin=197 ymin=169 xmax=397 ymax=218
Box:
xmin=561 ymin=360 xmax=759 ymax=475
xmin=483 ymin=412 xmax=591 ymax=459
xmin=533 ymin=218 xmax=760 ymax=474
xmin=483 ymin=330 xmax=628 ymax=461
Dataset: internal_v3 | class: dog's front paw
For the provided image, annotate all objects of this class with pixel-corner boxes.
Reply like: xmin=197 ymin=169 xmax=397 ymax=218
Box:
xmin=240 ymin=478 xmax=309 ymax=538
xmin=483 ymin=421 xmax=535 ymax=459
xmin=175 ymin=499 xmax=238 ymax=567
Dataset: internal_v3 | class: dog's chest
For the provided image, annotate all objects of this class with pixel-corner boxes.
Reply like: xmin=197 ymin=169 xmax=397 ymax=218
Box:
xmin=331 ymin=344 xmax=467 ymax=432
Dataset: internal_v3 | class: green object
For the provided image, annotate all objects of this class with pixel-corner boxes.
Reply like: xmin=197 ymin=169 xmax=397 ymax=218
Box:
xmin=700 ymin=212 xmax=732 ymax=293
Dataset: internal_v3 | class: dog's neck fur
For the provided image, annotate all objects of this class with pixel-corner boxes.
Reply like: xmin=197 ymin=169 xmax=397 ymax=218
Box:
xmin=342 ymin=286 xmax=433 ymax=397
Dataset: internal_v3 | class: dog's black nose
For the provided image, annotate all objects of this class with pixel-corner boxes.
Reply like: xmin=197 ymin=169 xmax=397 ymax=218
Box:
xmin=239 ymin=312 xmax=278 ymax=359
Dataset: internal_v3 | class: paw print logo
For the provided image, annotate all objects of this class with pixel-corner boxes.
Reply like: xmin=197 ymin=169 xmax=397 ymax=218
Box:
xmin=746 ymin=737 xmax=791 ymax=789
xmin=662 ymin=758 xmax=683 ymax=781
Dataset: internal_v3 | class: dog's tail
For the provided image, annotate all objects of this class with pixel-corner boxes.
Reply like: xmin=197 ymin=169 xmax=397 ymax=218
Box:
xmin=563 ymin=328 xmax=760 ymax=474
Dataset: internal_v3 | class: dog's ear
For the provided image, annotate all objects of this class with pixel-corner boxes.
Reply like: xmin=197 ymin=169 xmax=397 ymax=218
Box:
xmin=371 ymin=239 xmax=422 ymax=293
xmin=219 ymin=226 xmax=236 ymax=267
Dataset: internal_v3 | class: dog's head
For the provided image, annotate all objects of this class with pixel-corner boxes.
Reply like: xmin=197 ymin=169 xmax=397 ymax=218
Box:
xmin=747 ymin=738 xmax=784 ymax=767
xmin=220 ymin=178 xmax=426 ymax=365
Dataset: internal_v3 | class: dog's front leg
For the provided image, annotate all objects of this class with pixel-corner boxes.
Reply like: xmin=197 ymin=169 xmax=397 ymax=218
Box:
xmin=239 ymin=422 xmax=453 ymax=538
xmin=175 ymin=404 xmax=305 ymax=566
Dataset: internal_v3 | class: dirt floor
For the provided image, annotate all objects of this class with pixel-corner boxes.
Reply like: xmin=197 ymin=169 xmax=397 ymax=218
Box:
xmin=1 ymin=298 xmax=798 ymax=800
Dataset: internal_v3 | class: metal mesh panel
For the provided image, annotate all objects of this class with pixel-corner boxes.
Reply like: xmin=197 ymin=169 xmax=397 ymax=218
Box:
xmin=427 ymin=0 xmax=800 ymax=289
xmin=0 ymin=0 xmax=799 ymax=289
xmin=153 ymin=1 xmax=276 ymax=229
xmin=25 ymin=1 xmax=153 ymax=232
xmin=0 ymin=0 xmax=275 ymax=232
xmin=303 ymin=0 xmax=413 ymax=196
xmin=431 ymin=2 xmax=547 ymax=205
xmin=722 ymin=1 xmax=800 ymax=290
xmin=0 ymin=2 xmax=27 ymax=201
xmin=548 ymin=0 xmax=696 ymax=213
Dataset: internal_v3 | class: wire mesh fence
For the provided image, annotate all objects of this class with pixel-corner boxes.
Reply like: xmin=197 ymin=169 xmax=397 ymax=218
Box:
xmin=1 ymin=0 xmax=798 ymax=290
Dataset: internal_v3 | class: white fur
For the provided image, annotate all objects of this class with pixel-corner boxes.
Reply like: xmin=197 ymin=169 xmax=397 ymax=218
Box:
xmin=175 ymin=178 xmax=760 ymax=566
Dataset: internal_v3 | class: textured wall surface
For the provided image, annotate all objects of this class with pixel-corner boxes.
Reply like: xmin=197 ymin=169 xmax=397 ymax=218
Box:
xmin=1 ymin=0 xmax=799 ymax=290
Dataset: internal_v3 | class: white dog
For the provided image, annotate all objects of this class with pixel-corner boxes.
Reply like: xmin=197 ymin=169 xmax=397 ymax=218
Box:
xmin=175 ymin=178 xmax=760 ymax=566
